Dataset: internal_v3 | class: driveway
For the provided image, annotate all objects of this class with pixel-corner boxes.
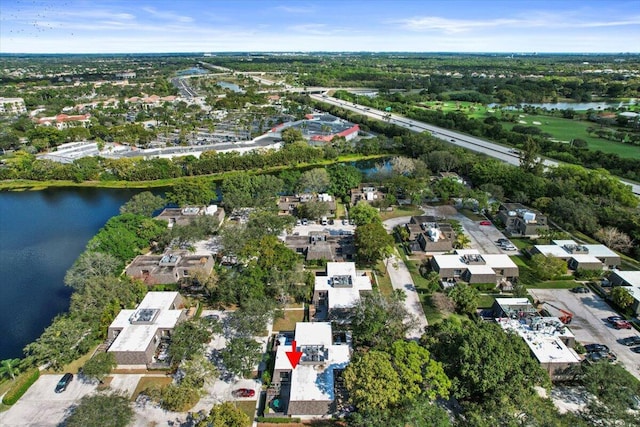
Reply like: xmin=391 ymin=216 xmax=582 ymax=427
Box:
xmin=528 ymin=289 xmax=640 ymax=381
xmin=452 ymin=213 xmax=514 ymax=255
xmin=386 ymin=254 xmax=428 ymax=339
xmin=0 ymin=374 xmax=97 ymax=427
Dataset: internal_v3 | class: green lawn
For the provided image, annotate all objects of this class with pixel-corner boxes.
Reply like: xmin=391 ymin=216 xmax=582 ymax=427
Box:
xmin=130 ymin=376 xmax=173 ymax=401
xmin=379 ymin=205 xmax=424 ymax=221
xmin=235 ymin=400 xmax=257 ymax=421
xmin=418 ymin=100 xmax=490 ymax=120
xmin=373 ymin=261 xmax=394 ymax=297
xmin=501 ymin=114 xmax=640 ymax=159
xmin=272 ymin=310 xmax=304 ymax=332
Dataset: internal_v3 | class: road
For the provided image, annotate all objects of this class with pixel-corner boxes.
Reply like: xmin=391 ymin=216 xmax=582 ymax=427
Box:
xmin=310 ymin=94 xmax=640 ymax=196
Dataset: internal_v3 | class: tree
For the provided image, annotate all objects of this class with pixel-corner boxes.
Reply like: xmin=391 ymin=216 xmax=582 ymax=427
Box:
xmin=281 ymin=127 xmax=304 ymax=144
xmin=82 ymin=352 xmax=116 ymax=383
xmin=220 ymin=337 xmax=262 ymax=378
xmin=64 ymin=251 xmax=121 ymax=291
xmin=530 ymin=254 xmax=566 ymax=281
xmin=354 ymin=222 xmax=394 ymax=265
xmin=296 ymin=200 xmax=330 ymax=220
xmin=168 ymin=318 xmax=212 ymax=362
xmin=349 ymin=201 xmax=381 ymax=226
xmin=167 ymin=178 xmax=216 ymax=206
xmin=447 ymin=283 xmax=480 ymax=316
xmin=595 ymin=227 xmax=634 ymax=253
xmin=180 ymin=354 xmax=218 ymax=389
xmin=198 ymin=402 xmax=251 ymax=427
xmin=119 ymin=191 xmax=165 ymax=217
xmin=63 ymin=392 xmax=134 ymax=427
xmin=520 ymin=137 xmax=544 ymax=175
xmin=422 ymin=318 xmax=548 ymax=406
xmin=343 ymin=350 xmax=402 ymax=412
xmin=610 ymin=286 xmax=634 ymax=309
xmin=296 ymin=168 xmax=330 ymax=194
xmin=0 ymin=358 xmax=21 ymax=380
xmin=327 ymin=164 xmax=362 ymax=198
xmin=388 ymin=340 xmax=451 ymax=401
xmin=389 ymin=156 xmax=415 ymax=175
xmin=351 ymin=293 xmax=414 ymax=348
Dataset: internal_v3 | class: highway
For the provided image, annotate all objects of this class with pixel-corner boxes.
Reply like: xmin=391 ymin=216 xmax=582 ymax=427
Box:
xmin=309 ymin=94 xmax=640 ymax=196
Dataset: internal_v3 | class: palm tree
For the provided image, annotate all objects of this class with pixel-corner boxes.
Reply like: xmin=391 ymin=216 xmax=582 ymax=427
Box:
xmin=0 ymin=358 xmax=21 ymax=380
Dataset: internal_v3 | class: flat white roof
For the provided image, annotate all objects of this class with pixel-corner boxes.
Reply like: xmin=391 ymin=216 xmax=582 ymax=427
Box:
xmin=612 ymin=270 xmax=640 ymax=287
xmin=274 ymin=322 xmax=351 ymax=403
xmin=552 ymin=239 xmax=578 ymax=247
xmin=467 ymin=264 xmax=496 ymax=275
xmin=534 ymin=245 xmax=571 ymax=258
xmin=570 ymin=254 xmax=603 ymax=265
xmin=583 ymin=244 xmax=619 ymax=259
xmin=495 ymin=297 xmax=531 ymax=307
xmin=497 ymin=318 xmax=581 ymax=365
xmin=432 ymin=255 xmax=467 ymax=269
xmin=482 ymin=254 xmax=518 ymax=269
xmin=108 ymin=292 xmax=182 ymax=353
xmin=314 ymin=262 xmax=372 ymax=310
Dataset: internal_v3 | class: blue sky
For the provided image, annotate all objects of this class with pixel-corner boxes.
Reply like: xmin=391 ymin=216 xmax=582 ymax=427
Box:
xmin=1 ymin=0 xmax=639 ymax=53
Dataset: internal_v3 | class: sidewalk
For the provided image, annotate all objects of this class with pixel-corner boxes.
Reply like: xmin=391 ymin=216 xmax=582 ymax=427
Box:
xmin=385 ymin=254 xmax=429 ymax=339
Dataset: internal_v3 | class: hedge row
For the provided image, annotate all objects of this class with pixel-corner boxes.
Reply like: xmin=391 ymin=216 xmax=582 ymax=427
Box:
xmin=256 ymin=416 xmax=302 ymax=423
xmin=2 ymin=368 xmax=40 ymax=405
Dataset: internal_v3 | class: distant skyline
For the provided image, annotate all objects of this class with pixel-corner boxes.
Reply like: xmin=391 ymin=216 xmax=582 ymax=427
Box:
xmin=1 ymin=0 xmax=639 ymax=54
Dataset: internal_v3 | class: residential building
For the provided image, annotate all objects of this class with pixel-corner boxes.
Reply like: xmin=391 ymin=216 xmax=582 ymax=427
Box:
xmin=312 ymin=262 xmax=372 ymax=322
xmin=531 ymin=239 xmax=620 ymax=270
xmin=0 ymin=97 xmax=27 ymax=115
xmin=431 ymin=249 xmax=518 ymax=288
xmin=37 ymin=113 xmax=91 ymax=130
xmin=609 ymin=270 xmax=640 ymax=316
xmin=496 ymin=203 xmax=548 ymax=237
xmin=496 ymin=314 xmax=580 ymax=378
xmin=107 ymin=292 xmax=186 ymax=366
xmin=350 ymin=183 xmax=385 ymax=205
xmin=404 ymin=215 xmax=455 ymax=253
xmin=277 ymin=193 xmax=336 ymax=217
xmin=154 ymin=205 xmax=225 ymax=228
xmin=285 ymin=231 xmax=354 ymax=262
xmin=125 ymin=251 xmax=215 ymax=285
xmin=269 ymin=322 xmax=351 ymax=416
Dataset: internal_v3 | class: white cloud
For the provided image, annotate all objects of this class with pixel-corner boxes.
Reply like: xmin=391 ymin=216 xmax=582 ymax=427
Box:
xmin=141 ymin=7 xmax=193 ymax=23
xmin=276 ymin=5 xmax=315 ymax=14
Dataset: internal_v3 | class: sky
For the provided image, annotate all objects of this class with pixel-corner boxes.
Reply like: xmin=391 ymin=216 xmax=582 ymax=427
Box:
xmin=1 ymin=0 xmax=639 ymax=54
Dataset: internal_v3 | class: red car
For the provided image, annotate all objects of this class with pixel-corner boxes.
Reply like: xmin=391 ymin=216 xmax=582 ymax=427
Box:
xmin=232 ymin=388 xmax=255 ymax=398
xmin=613 ymin=320 xmax=632 ymax=330
xmin=479 ymin=220 xmax=492 ymax=226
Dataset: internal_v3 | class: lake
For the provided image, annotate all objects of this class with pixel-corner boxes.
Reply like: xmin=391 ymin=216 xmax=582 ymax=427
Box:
xmin=488 ymin=100 xmax=637 ymax=111
xmin=0 ymin=188 xmax=142 ymax=360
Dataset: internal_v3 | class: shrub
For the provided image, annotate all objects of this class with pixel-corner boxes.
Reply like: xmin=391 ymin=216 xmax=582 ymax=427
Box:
xmin=256 ymin=417 xmax=301 ymax=423
xmin=471 ymin=283 xmax=497 ymax=292
xmin=2 ymin=368 xmax=40 ymax=405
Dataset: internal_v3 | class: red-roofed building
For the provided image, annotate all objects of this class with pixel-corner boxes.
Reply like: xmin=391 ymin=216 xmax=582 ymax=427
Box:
xmin=37 ymin=114 xmax=91 ymax=130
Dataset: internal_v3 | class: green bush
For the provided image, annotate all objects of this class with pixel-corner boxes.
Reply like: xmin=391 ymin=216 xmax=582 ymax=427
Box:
xmin=574 ymin=343 xmax=586 ymax=354
xmin=471 ymin=283 xmax=497 ymax=292
xmin=2 ymin=368 xmax=40 ymax=405
xmin=256 ymin=417 xmax=301 ymax=423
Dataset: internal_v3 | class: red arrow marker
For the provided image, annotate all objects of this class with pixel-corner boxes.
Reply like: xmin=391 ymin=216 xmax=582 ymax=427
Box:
xmin=285 ymin=340 xmax=303 ymax=369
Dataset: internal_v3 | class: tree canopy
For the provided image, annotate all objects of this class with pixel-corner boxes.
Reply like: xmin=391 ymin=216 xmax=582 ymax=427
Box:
xmin=63 ymin=392 xmax=134 ymax=427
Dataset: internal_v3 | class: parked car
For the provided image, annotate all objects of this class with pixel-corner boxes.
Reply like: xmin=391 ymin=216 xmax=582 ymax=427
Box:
xmin=631 ymin=346 xmax=640 ymax=354
xmin=301 ymin=218 xmax=308 ymax=226
xmin=585 ymin=351 xmax=616 ymax=363
xmin=479 ymin=220 xmax=492 ymax=226
xmin=613 ymin=320 xmax=632 ymax=330
xmin=496 ymin=238 xmax=509 ymax=244
xmin=55 ymin=373 xmax=73 ymax=393
xmin=606 ymin=316 xmax=624 ymax=324
xmin=502 ymin=244 xmax=517 ymax=251
xmin=232 ymin=388 xmax=255 ymax=398
xmin=342 ymin=219 xmax=348 ymax=225
xmin=619 ymin=336 xmax=640 ymax=346
xmin=584 ymin=343 xmax=610 ymax=354
xmin=570 ymin=286 xmax=590 ymax=294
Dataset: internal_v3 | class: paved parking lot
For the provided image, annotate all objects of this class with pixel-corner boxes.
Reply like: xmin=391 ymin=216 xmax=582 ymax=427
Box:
xmin=0 ymin=374 xmax=97 ymax=427
xmin=528 ymin=288 xmax=640 ymax=380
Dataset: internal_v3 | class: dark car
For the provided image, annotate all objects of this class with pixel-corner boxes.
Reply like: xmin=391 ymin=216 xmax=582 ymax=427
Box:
xmin=232 ymin=388 xmax=255 ymax=398
xmin=584 ymin=343 xmax=610 ymax=354
xmin=619 ymin=336 xmax=640 ymax=346
xmin=585 ymin=351 xmax=616 ymax=363
xmin=606 ymin=316 xmax=624 ymax=324
xmin=571 ymin=286 xmax=590 ymax=294
xmin=55 ymin=373 xmax=73 ymax=393
xmin=631 ymin=346 xmax=640 ymax=354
